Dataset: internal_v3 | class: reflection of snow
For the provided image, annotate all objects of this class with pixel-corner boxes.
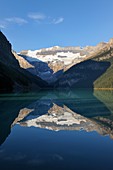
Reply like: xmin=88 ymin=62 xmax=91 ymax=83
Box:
xmin=25 ymin=111 xmax=87 ymax=127
xmin=19 ymin=104 xmax=90 ymax=130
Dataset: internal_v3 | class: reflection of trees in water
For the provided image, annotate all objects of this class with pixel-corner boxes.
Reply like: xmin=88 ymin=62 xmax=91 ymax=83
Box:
xmin=93 ymin=90 xmax=113 ymax=139
xmin=94 ymin=90 xmax=113 ymax=114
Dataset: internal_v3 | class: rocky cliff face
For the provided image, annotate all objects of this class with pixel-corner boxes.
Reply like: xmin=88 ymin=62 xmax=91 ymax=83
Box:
xmin=13 ymin=51 xmax=34 ymax=69
xmin=0 ymin=31 xmax=48 ymax=92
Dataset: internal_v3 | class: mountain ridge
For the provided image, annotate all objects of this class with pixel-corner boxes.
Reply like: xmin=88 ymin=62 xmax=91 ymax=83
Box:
xmin=17 ymin=38 xmax=113 ymax=88
xmin=0 ymin=31 xmax=113 ymax=91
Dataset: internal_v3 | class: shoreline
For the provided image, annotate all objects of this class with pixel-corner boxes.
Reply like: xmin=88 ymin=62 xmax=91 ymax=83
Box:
xmin=94 ymin=88 xmax=113 ymax=91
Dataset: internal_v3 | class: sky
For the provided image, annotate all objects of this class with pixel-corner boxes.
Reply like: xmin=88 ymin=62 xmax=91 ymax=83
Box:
xmin=0 ymin=0 xmax=113 ymax=52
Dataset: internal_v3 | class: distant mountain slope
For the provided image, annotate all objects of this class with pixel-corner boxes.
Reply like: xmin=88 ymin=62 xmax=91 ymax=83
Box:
xmin=93 ymin=39 xmax=113 ymax=88
xmin=88 ymin=38 xmax=113 ymax=88
xmin=55 ymin=59 xmax=110 ymax=88
xmin=55 ymin=39 xmax=113 ymax=88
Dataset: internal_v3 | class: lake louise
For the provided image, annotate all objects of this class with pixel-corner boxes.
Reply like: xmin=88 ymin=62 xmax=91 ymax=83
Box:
xmin=0 ymin=89 xmax=113 ymax=170
xmin=0 ymin=1 xmax=113 ymax=169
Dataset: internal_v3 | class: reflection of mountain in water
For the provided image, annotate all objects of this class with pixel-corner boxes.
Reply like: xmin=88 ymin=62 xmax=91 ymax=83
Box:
xmin=0 ymin=89 xmax=113 ymax=146
xmin=0 ymin=94 xmax=39 ymax=146
xmin=93 ymin=90 xmax=113 ymax=136
xmin=20 ymin=103 xmax=111 ymax=136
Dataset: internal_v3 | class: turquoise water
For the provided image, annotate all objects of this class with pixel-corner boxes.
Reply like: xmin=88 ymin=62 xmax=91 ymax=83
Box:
xmin=0 ymin=89 xmax=113 ymax=170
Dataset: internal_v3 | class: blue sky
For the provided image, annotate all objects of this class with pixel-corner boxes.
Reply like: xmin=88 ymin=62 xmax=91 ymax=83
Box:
xmin=0 ymin=0 xmax=113 ymax=52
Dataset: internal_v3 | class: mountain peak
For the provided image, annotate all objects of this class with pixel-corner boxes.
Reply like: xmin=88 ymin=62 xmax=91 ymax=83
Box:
xmin=109 ymin=38 xmax=113 ymax=47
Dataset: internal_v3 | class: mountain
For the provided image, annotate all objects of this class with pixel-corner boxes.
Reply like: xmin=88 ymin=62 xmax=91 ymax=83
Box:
xmin=18 ymin=44 xmax=106 ymax=84
xmin=0 ymin=31 xmax=113 ymax=90
xmin=18 ymin=46 xmax=87 ymax=84
xmin=0 ymin=31 xmax=48 ymax=92
xmin=55 ymin=39 xmax=113 ymax=88
xmin=94 ymin=39 xmax=113 ymax=88
xmin=18 ymin=39 xmax=113 ymax=88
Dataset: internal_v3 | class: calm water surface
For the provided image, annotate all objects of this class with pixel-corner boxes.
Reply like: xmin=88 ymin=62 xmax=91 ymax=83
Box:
xmin=0 ymin=89 xmax=113 ymax=170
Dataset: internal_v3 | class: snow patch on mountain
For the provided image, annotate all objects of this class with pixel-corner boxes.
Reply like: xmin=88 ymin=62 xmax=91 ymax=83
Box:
xmin=26 ymin=50 xmax=86 ymax=65
xmin=18 ymin=46 xmax=89 ymax=84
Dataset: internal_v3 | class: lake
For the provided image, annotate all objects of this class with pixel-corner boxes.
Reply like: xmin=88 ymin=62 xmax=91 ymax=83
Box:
xmin=0 ymin=89 xmax=113 ymax=170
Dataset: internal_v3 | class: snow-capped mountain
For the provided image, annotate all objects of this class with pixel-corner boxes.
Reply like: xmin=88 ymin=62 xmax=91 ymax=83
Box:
xmin=17 ymin=46 xmax=89 ymax=84
xmin=16 ymin=42 xmax=110 ymax=84
xmin=20 ymin=46 xmax=87 ymax=68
